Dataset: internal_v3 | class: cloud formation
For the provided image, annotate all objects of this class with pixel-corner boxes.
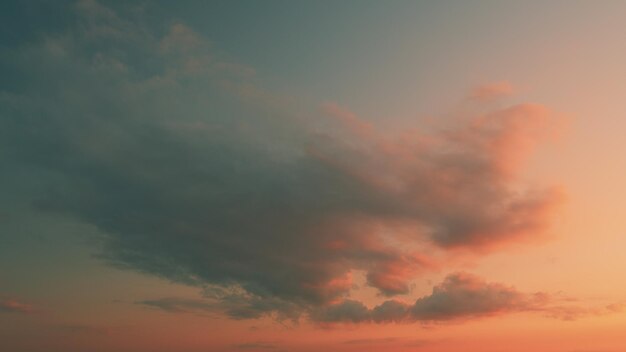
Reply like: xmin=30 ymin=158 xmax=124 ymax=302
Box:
xmin=0 ymin=1 xmax=562 ymax=322
xmin=138 ymin=297 xmax=215 ymax=314
xmin=0 ymin=298 xmax=35 ymax=314
xmin=310 ymin=272 xmax=619 ymax=324
xmin=311 ymin=272 xmax=535 ymax=323
xmin=142 ymin=273 xmax=618 ymax=324
xmin=410 ymin=272 xmax=533 ymax=320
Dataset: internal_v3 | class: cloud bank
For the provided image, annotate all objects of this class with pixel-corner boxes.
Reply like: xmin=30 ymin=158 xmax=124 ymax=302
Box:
xmin=141 ymin=273 xmax=617 ymax=324
xmin=312 ymin=272 xmax=551 ymax=323
xmin=1 ymin=0 xmax=562 ymax=322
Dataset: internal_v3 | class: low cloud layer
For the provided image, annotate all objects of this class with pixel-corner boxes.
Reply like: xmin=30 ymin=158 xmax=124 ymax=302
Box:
xmin=138 ymin=297 xmax=216 ymax=315
xmin=313 ymin=272 xmax=538 ymax=323
xmin=140 ymin=273 xmax=620 ymax=324
xmin=1 ymin=1 xmax=563 ymax=322
xmin=311 ymin=272 xmax=619 ymax=324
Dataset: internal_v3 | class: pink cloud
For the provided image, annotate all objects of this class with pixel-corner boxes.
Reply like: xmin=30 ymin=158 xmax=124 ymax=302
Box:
xmin=312 ymin=100 xmax=563 ymax=250
xmin=0 ymin=298 xmax=35 ymax=314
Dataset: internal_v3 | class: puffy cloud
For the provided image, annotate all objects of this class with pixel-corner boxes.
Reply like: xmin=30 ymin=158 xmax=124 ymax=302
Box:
xmin=309 ymin=299 xmax=371 ymax=323
xmin=308 ymin=272 xmax=530 ymax=324
xmin=1 ymin=1 xmax=562 ymax=321
xmin=409 ymin=272 xmax=533 ymax=320
xmin=371 ymin=300 xmax=410 ymax=323
xmin=307 ymin=273 xmax=622 ymax=324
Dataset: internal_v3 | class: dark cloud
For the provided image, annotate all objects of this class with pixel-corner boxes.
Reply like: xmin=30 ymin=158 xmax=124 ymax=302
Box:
xmin=139 ymin=292 xmax=302 ymax=321
xmin=138 ymin=297 xmax=215 ymax=314
xmin=308 ymin=272 xmax=532 ymax=324
xmin=310 ymin=300 xmax=371 ymax=323
xmin=1 ymin=1 xmax=562 ymax=321
xmin=306 ymin=273 xmax=620 ymax=324
xmin=409 ymin=272 xmax=533 ymax=320
xmin=371 ymin=300 xmax=410 ymax=323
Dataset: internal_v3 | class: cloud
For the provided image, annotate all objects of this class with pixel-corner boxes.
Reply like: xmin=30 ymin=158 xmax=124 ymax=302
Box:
xmin=0 ymin=1 xmax=562 ymax=322
xmin=310 ymin=272 xmax=531 ymax=323
xmin=469 ymin=81 xmax=515 ymax=102
xmin=138 ymin=297 xmax=215 ymax=314
xmin=540 ymin=301 xmax=625 ymax=321
xmin=138 ymin=291 xmax=302 ymax=321
xmin=372 ymin=299 xmax=411 ymax=323
xmin=311 ymin=299 xmax=371 ymax=323
xmin=308 ymin=273 xmax=622 ymax=324
xmin=409 ymin=272 xmax=534 ymax=320
xmin=0 ymin=298 xmax=35 ymax=314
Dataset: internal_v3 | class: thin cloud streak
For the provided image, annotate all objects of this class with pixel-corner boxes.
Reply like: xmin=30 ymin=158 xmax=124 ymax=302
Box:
xmin=0 ymin=298 xmax=35 ymax=314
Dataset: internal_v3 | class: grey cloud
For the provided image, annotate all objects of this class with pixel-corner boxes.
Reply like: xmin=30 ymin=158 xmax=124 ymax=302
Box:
xmin=410 ymin=272 xmax=532 ymax=320
xmin=1 ymin=1 xmax=561 ymax=321
xmin=308 ymin=272 xmax=531 ymax=324
xmin=371 ymin=300 xmax=409 ymax=323
xmin=310 ymin=299 xmax=370 ymax=323
xmin=138 ymin=297 xmax=215 ymax=314
xmin=308 ymin=272 xmax=616 ymax=324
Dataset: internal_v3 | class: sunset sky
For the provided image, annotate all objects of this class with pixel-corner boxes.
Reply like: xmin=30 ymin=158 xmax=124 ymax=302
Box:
xmin=2 ymin=1 xmax=626 ymax=351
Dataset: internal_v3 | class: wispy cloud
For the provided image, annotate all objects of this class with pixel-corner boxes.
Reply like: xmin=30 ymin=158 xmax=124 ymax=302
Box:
xmin=137 ymin=297 xmax=215 ymax=314
xmin=0 ymin=298 xmax=35 ymax=314
xmin=469 ymin=81 xmax=515 ymax=102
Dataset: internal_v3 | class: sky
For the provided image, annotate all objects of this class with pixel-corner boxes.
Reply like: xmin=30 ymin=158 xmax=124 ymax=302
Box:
xmin=2 ymin=1 xmax=626 ymax=351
